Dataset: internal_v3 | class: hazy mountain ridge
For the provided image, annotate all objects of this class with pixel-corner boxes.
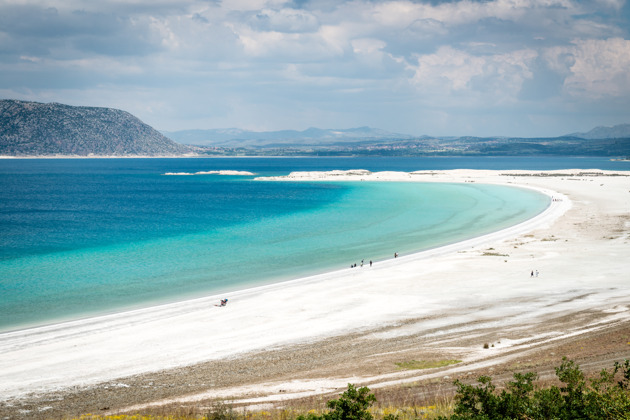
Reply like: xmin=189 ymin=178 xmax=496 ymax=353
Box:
xmin=568 ymin=124 xmax=630 ymax=139
xmin=163 ymin=127 xmax=415 ymax=147
xmin=165 ymin=126 xmax=629 ymax=157
xmin=0 ymin=100 xmax=192 ymax=156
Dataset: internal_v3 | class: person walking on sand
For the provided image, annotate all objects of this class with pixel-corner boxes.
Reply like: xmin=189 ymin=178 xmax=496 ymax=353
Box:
xmin=370 ymin=260 xmax=372 ymax=267
xmin=531 ymin=270 xmax=534 ymax=277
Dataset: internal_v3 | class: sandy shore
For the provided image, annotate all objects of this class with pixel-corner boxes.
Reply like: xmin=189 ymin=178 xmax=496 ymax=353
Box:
xmin=1 ymin=169 xmax=629 ymax=419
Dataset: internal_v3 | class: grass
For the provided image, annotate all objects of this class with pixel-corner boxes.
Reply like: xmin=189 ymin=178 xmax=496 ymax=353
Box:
xmin=395 ymin=359 xmax=461 ymax=370
xmin=73 ymin=380 xmax=459 ymax=420
xmin=370 ymin=403 xmax=450 ymax=419
xmin=73 ymin=404 xmax=455 ymax=420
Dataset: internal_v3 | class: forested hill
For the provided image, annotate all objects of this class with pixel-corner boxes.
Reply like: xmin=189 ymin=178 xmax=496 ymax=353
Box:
xmin=0 ymin=100 xmax=192 ymax=156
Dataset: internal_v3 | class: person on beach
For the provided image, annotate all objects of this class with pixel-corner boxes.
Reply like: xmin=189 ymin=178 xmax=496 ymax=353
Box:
xmin=220 ymin=298 xmax=228 ymax=306
xmin=531 ymin=270 xmax=534 ymax=277
xmin=370 ymin=260 xmax=372 ymax=267
xmin=394 ymin=252 xmax=398 ymax=258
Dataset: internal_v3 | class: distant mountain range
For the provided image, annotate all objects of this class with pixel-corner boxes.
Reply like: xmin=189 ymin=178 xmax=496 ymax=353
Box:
xmin=0 ymin=100 xmax=191 ymax=156
xmin=164 ymin=124 xmax=630 ymax=149
xmin=163 ymin=124 xmax=630 ymax=157
xmin=162 ymin=127 xmax=415 ymax=147
xmin=568 ymin=124 xmax=630 ymax=140
xmin=1 ymin=99 xmax=628 ymax=157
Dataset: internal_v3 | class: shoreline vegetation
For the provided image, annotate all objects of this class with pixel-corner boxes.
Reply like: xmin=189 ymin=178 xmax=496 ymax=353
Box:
xmin=1 ymin=169 xmax=629 ymax=420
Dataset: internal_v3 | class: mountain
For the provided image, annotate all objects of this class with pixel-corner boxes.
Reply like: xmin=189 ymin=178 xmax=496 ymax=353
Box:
xmin=568 ymin=124 xmax=630 ymax=139
xmin=3 ymin=100 xmax=627 ymax=157
xmin=0 ymin=100 xmax=192 ymax=156
xmin=163 ymin=126 xmax=415 ymax=147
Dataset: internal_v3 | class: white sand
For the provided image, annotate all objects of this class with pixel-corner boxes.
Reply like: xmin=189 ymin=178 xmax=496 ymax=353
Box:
xmin=1 ymin=169 xmax=629 ymax=402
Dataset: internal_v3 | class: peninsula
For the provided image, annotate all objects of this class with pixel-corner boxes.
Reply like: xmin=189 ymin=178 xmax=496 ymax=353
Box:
xmin=0 ymin=100 xmax=192 ymax=157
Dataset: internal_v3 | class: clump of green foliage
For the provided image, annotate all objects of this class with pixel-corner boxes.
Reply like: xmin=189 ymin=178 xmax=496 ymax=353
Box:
xmin=438 ymin=357 xmax=630 ymax=419
xmin=207 ymin=401 xmax=239 ymax=420
xmin=297 ymin=384 xmax=377 ymax=420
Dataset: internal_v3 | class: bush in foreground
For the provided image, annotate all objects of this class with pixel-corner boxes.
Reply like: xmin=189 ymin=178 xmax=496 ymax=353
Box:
xmin=296 ymin=383 xmax=377 ymax=420
xmin=291 ymin=358 xmax=630 ymax=420
xmin=440 ymin=358 xmax=630 ymax=420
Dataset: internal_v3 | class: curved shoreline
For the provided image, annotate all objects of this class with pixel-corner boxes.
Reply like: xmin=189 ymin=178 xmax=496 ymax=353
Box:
xmin=1 ymin=169 xmax=628 ymax=412
xmin=0 ymin=173 xmax=547 ymax=335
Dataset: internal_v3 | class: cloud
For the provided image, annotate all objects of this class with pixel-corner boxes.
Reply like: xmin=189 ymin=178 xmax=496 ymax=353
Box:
xmin=408 ymin=46 xmax=538 ymax=102
xmin=563 ymin=37 xmax=630 ymax=98
xmin=538 ymin=37 xmax=630 ymax=101
xmin=351 ymin=38 xmax=387 ymax=56
xmin=0 ymin=0 xmax=628 ymax=136
xmin=0 ymin=4 xmax=170 ymax=58
xmin=248 ymin=8 xmax=320 ymax=32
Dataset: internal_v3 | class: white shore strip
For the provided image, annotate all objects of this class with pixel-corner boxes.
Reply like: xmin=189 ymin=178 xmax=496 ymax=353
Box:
xmin=1 ymin=169 xmax=629 ymax=402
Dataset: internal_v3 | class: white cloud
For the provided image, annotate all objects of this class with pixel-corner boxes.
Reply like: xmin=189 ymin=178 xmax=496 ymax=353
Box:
xmin=248 ymin=8 xmax=319 ymax=33
xmin=410 ymin=46 xmax=484 ymax=91
xmin=563 ymin=38 xmax=630 ymax=98
xmin=316 ymin=24 xmax=351 ymax=57
xmin=228 ymin=23 xmax=349 ymax=61
xmin=593 ymin=0 xmax=625 ymax=10
xmin=221 ymin=0 xmax=290 ymax=12
xmin=149 ymin=16 xmax=179 ymax=49
xmin=367 ymin=0 xmax=576 ymax=28
xmin=408 ymin=46 xmax=537 ymax=102
xmin=540 ymin=37 xmax=630 ymax=99
xmin=351 ymin=38 xmax=386 ymax=55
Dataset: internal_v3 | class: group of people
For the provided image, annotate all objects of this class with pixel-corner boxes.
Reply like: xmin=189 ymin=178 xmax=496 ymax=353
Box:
xmin=530 ymin=269 xmax=539 ymax=277
xmin=351 ymin=259 xmax=373 ymax=268
xmin=350 ymin=253 xmax=400 ymax=268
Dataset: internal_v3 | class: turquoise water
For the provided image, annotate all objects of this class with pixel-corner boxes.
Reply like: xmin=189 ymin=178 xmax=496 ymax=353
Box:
xmin=2 ymin=156 xmax=624 ymax=332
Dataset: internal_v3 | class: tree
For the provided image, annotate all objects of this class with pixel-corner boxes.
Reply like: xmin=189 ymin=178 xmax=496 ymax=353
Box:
xmin=440 ymin=358 xmax=630 ymax=420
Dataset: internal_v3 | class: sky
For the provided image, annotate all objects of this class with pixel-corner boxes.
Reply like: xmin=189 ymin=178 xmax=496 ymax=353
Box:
xmin=1 ymin=0 xmax=629 ymax=137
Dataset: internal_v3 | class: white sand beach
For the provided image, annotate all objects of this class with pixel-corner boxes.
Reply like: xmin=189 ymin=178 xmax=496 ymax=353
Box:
xmin=1 ymin=169 xmax=629 ymax=417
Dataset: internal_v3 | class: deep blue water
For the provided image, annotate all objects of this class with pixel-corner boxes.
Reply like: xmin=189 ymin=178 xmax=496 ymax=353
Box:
xmin=0 ymin=156 xmax=627 ymax=332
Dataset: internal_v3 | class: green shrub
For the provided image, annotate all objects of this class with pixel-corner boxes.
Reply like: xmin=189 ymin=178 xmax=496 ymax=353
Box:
xmin=438 ymin=357 xmax=630 ymax=420
xmin=297 ymin=384 xmax=376 ymax=420
xmin=206 ymin=401 xmax=239 ymax=420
